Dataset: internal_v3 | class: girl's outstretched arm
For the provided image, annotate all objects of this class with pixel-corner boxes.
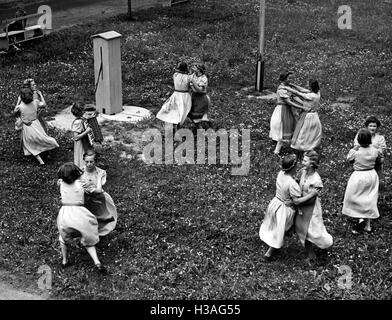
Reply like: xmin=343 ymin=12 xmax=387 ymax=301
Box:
xmin=292 ymin=189 xmax=319 ymax=206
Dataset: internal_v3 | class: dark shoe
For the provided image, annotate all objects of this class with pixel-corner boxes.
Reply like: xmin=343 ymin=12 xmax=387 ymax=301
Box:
xmin=305 ymin=257 xmax=316 ymax=266
xmin=357 ymin=219 xmax=366 ymax=229
xmin=95 ymin=263 xmax=107 ymax=275
xmin=262 ymin=255 xmax=272 ymax=262
xmin=61 ymin=261 xmax=70 ymax=269
xmin=97 ymin=217 xmax=115 ymax=223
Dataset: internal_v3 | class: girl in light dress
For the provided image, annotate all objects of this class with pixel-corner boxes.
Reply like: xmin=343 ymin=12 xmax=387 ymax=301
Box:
xmin=16 ymin=78 xmax=48 ymax=133
xmin=354 ymin=116 xmax=386 ymax=153
xmin=269 ymin=72 xmax=304 ymax=155
xmin=156 ymin=61 xmax=192 ymax=130
xmin=259 ymin=154 xmax=319 ymax=260
xmin=342 ymin=129 xmax=383 ymax=234
xmin=13 ymin=87 xmax=59 ymax=165
xmin=56 ymin=162 xmax=106 ymax=273
xmin=283 ymin=79 xmax=322 ymax=153
xmin=71 ymin=102 xmax=93 ymax=169
xmin=81 ymin=150 xmax=118 ymax=236
xmin=295 ymin=151 xmax=333 ymax=262
xmin=353 ymin=116 xmax=386 ymax=191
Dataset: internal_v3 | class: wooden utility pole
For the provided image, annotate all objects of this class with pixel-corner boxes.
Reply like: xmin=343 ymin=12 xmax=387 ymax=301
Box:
xmin=127 ymin=0 xmax=132 ymax=19
xmin=255 ymin=0 xmax=266 ymax=91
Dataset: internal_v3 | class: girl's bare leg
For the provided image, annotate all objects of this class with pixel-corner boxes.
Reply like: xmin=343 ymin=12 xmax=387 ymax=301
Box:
xmin=265 ymin=246 xmax=275 ymax=258
xmin=35 ymin=154 xmax=45 ymax=165
xmin=85 ymin=246 xmax=101 ymax=265
xmin=274 ymin=141 xmax=283 ymax=155
xmin=59 ymin=236 xmax=68 ymax=265
xmin=364 ymin=219 xmax=371 ymax=232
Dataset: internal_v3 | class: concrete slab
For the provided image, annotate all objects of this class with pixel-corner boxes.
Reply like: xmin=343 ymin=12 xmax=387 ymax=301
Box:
xmin=0 ymin=282 xmax=48 ymax=300
xmin=247 ymin=92 xmax=277 ymax=100
xmin=47 ymin=105 xmax=152 ymax=131
xmin=100 ymin=106 xmax=152 ymax=122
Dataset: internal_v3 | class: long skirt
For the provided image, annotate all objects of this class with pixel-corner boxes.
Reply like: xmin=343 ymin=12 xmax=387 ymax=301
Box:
xmin=295 ymin=198 xmax=333 ymax=249
xmin=57 ymin=205 xmax=100 ymax=247
xmin=259 ymin=197 xmax=296 ymax=249
xmin=21 ymin=120 xmax=59 ymax=156
xmin=84 ymin=192 xmax=118 ymax=236
xmin=342 ymin=170 xmax=379 ymax=219
xmin=156 ymin=91 xmax=192 ymax=125
xmin=189 ymin=92 xmax=209 ymax=123
xmin=74 ymin=136 xmax=93 ymax=170
xmin=291 ymin=112 xmax=322 ymax=151
xmin=269 ymin=104 xmax=296 ymax=142
xmin=37 ymin=109 xmax=48 ymax=134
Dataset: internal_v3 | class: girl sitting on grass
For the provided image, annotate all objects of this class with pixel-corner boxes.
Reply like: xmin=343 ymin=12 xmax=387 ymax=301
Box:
xmin=342 ymin=128 xmax=383 ymax=234
xmin=259 ymin=154 xmax=319 ymax=261
xmin=56 ymin=162 xmax=106 ymax=273
xmin=71 ymin=102 xmax=93 ymax=169
xmin=295 ymin=150 xmax=333 ymax=263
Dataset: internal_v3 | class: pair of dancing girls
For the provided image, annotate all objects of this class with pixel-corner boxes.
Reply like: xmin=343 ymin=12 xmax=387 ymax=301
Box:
xmin=269 ymin=71 xmax=322 ymax=156
xmin=156 ymin=61 xmax=212 ymax=131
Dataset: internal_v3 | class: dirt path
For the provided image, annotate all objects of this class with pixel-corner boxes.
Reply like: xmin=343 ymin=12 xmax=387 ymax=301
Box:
xmin=0 ymin=270 xmax=50 ymax=300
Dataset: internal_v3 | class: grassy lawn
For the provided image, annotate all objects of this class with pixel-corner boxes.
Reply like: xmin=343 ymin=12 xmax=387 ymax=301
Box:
xmin=0 ymin=0 xmax=391 ymax=299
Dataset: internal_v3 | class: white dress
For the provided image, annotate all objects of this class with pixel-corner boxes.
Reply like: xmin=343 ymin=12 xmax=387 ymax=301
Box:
xmin=57 ymin=179 xmax=100 ymax=247
xmin=14 ymin=100 xmax=59 ymax=156
xmin=295 ymin=169 xmax=333 ymax=249
xmin=290 ymin=91 xmax=322 ymax=151
xmin=81 ymin=167 xmax=118 ymax=236
xmin=342 ymin=146 xmax=381 ymax=219
xmin=156 ymin=72 xmax=192 ymax=125
xmin=269 ymin=84 xmax=296 ymax=142
xmin=259 ymin=171 xmax=301 ymax=249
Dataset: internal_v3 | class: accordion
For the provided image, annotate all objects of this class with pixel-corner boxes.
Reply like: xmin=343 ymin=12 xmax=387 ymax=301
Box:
xmin=84 ymin=114 xmax=103 ymax=144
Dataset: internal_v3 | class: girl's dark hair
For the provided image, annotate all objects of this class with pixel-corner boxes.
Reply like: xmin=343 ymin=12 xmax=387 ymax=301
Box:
xmin=281 ymin=154 xmax=297 ymax=172
xmin=357 ymin=128 xmax=372 ymax=147
xmin=176 ymin=61 xmax=188 ymax=74
xmin=71 ymin=102 xmax=84 ymax=117
xmin=83 ymin=150 xmax=96 ymax=160
xmin=195 ymin=63 xmax=206 ymax=74
xmin=279 ymin=71 xmax=293 ymax=82
xmin=304 ymin=150 xmax=320 ymax=169
xmin=364 ymin=116 xmax=381 ymax=128
xmin=58 ymin=162 xmax=83 ymax=184
xmin=20 ymin=87 xmax=34 ymax=104
xmin=84 ymin=104 xmax=97 ymax=112
xmin=23 ymin=78 xmax=34 ymax=86
xmin=309 ymin=79 xmax=320 ymax=93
